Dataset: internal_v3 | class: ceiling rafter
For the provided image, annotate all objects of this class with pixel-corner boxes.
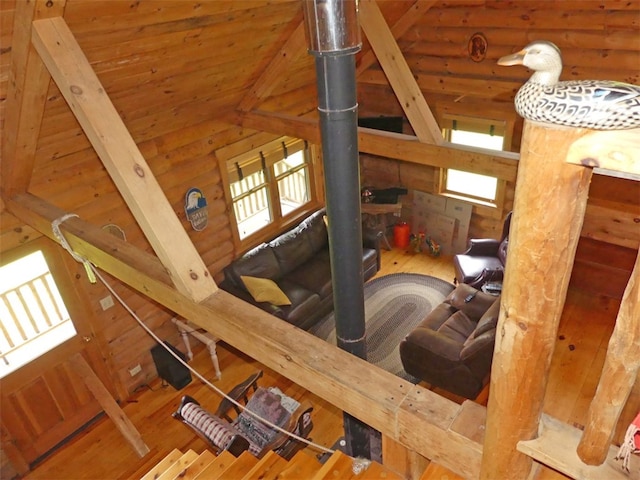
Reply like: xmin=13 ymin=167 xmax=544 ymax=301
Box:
xmin=358 ymin=0 xmax=443 ymax=145
xmin=22 ymin=16 xmax=217 ymax=302
xmin=356 ymin=0 xmax=437 ymax=76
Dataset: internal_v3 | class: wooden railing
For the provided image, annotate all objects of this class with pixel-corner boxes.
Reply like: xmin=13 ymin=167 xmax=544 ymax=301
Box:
xmin=0 ymin=273 xmax=74 ymax=372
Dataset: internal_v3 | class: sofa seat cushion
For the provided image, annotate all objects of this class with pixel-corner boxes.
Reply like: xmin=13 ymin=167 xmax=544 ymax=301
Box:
xmin=286 ymin=249 xmax=333 ymax=298
xmin=274 ymin=279 xmax=321 ymax=327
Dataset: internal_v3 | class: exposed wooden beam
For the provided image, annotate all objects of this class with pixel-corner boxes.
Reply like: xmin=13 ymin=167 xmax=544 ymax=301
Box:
xmin=238 ymin=110 xmax=519 ymax=181
xmin=69 ymin=353 xmax=149 ymax=458
xmin=358 ymin=0 xmax=443 ymax=145
xmin=481 ymin=122 xmax=594 ymax=479
xmin=356 ymin=0 xmax=437 ymax=77
xmin=0 ymin=0 xmax=66 ymax=198
xmin=518 ymin=415 xmax=638 ymax=479
xmin=5 ymin=192 xmax=485 ymax=480
xmin=238 ymin=22 xmax=308 ymax=112
xmin=30 ymin=17 xmax=217 ymax=302
xmin=577 ymin=248 xmax=639 ymax=465
xmin=566 ymin=128 xmax=640 ymax=177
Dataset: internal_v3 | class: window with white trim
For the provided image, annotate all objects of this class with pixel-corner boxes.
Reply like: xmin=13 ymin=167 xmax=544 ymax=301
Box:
xmin=0 ymin=250 xmax=76 ymax=378
xmin=440 ymin=116 xmax=506 ymax=206
xmin=225 ymin=137 xmax=317 ymax=242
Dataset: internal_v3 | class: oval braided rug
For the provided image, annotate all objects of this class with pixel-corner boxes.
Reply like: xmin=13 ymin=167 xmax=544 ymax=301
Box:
xmin=310 ymin=273 xmax=455 ymax=383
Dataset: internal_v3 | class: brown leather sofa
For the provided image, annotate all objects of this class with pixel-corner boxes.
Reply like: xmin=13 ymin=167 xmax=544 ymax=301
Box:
xmin=221 ymin=208 xmax=381 ymax=331
xmin=399 ymin=284 xmax=500 ymax=399
xmin=453 ymin=211 xmax=512 ymax=290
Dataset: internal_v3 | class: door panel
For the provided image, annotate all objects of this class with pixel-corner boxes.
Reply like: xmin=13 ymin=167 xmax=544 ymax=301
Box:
xmin=0 ymin=238 xmax=109 ymax=469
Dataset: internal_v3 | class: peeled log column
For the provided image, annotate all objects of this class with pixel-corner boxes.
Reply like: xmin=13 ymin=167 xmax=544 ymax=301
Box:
xmin=577 ymin=249 xmax=640 ymax=464
xmin=480 ymin=122 xmax=593 ymax=480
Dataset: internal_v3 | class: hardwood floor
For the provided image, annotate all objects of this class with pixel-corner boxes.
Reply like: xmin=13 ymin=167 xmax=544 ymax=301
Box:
xmin=19 ymin=248 xmax=635 ymax=480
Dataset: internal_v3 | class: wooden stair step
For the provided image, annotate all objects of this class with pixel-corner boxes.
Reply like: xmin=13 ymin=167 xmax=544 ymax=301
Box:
xmin=242 ymin=450 xmax=287 ymax=480
xmin=155 ymin=449 xmax=199 ymax=480
xmin=278 ymin=450 xmax=323 ymax=479
xmin=218 ymin=450 xmax=259 ymax=479
xmin=420 ymin=461 xmax=465 ymax=480
xmin=312 ymin=450 xmax=402 ymax=479
xmin=140 ymin=448 xmax=183 ymax=480
xmin=192 ymin=450 xmax=237 ymax=480
xmin=177 ymin=450 xmax=217 ymax=480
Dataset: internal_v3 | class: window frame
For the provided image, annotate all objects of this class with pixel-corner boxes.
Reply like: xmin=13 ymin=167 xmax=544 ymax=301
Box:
xmin=220 ymin=136 xmax=323 ymax=251
xmin=438 ymin=114 xmax=509 ymax=211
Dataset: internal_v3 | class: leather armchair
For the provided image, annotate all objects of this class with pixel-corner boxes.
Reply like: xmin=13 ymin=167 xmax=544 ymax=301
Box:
xmin=453 ymin=211 xmax=512 ymax=290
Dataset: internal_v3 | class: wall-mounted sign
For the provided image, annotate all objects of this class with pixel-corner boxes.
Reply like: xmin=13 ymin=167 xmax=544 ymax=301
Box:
xmin=185 ymin=187 xmax=208 ymax=231
xmin=468 ymin=33 xmax=488 ymax=62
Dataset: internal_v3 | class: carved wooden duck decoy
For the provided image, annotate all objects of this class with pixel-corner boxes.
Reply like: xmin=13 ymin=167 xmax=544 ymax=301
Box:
xmin=498 ymin=40 xmax=640 ymax=130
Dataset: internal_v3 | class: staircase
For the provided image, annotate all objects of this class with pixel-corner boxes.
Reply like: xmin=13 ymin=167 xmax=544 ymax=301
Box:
xmin=140 ymin=448 xmax=403 ymax=480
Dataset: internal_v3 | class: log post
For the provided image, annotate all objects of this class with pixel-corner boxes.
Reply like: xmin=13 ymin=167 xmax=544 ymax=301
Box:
xmin=577 ymin=248 xmax=640 ymax=464
xmin=480 ymin=122 xmax=593 ymax=479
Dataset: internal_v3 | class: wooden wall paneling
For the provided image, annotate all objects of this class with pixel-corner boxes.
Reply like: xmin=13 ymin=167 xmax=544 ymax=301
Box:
xmin=484 ymin=1 xmax=640 ymax=10
xmin=358 ymin=84 xmax=404 ymax=118
xmin=419 ymin=7 xmax=608 ymax=31
xmin=1 ymin=0 xmax=66 ymax=198
xmin=67 ymin=1 xmax=299 ymax=44
xmin=32 ymin=15 xmax=218 ymax=302
xmin=238 ymin=20 xmax=307 ymax=112
xmin=356 ymin=0 xmax=437 ymax=77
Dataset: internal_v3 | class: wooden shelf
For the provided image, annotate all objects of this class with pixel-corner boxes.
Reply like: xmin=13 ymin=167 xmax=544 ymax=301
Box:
xmin=517 ymin=414 xmax=638 ymax=480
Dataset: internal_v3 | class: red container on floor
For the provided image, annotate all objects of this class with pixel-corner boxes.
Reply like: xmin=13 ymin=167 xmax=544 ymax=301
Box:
xmin=393 ymin=222 xmax=410 ymax=248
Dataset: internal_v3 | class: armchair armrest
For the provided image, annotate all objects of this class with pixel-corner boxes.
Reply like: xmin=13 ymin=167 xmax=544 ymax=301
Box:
xmin=464 ymin=238 xmax=501 ymax=256
xmin=214 ymin=370 xmax=263 ymax=421
xmin=266 ymin=400 xmax=314 ymax=459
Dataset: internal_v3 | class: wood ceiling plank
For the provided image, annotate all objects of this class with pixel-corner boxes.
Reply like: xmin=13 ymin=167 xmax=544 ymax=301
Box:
xmin=31 ymin=16 xmax=217 ymax=302
xmin=238 ymin=21 xmax=308 ymax=112
xmin=1 ymin=0 xmax=66 ymax=198
xmin=358 ymin=0 xmax=442 ymax=145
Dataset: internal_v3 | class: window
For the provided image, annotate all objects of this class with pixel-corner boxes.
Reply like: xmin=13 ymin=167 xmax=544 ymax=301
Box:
xmin=225 ymin=136 xmax=317 ymax=243
xmin=0 ymin=250 xmax=76 ymax=378
xmin=440 ymin=115 xmax=507 ymax=207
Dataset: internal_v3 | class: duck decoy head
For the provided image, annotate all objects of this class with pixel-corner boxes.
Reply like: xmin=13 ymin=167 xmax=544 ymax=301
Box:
xmin=498 ymin=40 xmax=563 ymax=85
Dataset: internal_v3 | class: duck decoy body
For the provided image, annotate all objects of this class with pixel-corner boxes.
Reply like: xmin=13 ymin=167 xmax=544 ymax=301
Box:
xmin=498 ymin=40 xmax=640 ymax=130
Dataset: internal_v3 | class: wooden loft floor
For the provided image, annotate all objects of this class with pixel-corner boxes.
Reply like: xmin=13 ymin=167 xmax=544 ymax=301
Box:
xmin=20 ymin=249 xmax=631 ymax=480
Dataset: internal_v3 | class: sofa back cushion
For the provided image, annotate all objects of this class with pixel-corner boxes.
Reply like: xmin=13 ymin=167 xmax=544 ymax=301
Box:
xmin=270 ymin=226 xmax=315 ymax=276
xmin=223 ymin=244 xmax=281 ymax=289
xmin=472 ymin=297 xmax=501 ymax=338
xmin=461 ymin=296 xmax=500 ymax=361
xmin=298 ymin=209 xmax=328 ymax=252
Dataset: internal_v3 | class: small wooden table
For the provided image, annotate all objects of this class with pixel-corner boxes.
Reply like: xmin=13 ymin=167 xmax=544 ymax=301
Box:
xmin=361 ymin=202 xmax=403 ymax=250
